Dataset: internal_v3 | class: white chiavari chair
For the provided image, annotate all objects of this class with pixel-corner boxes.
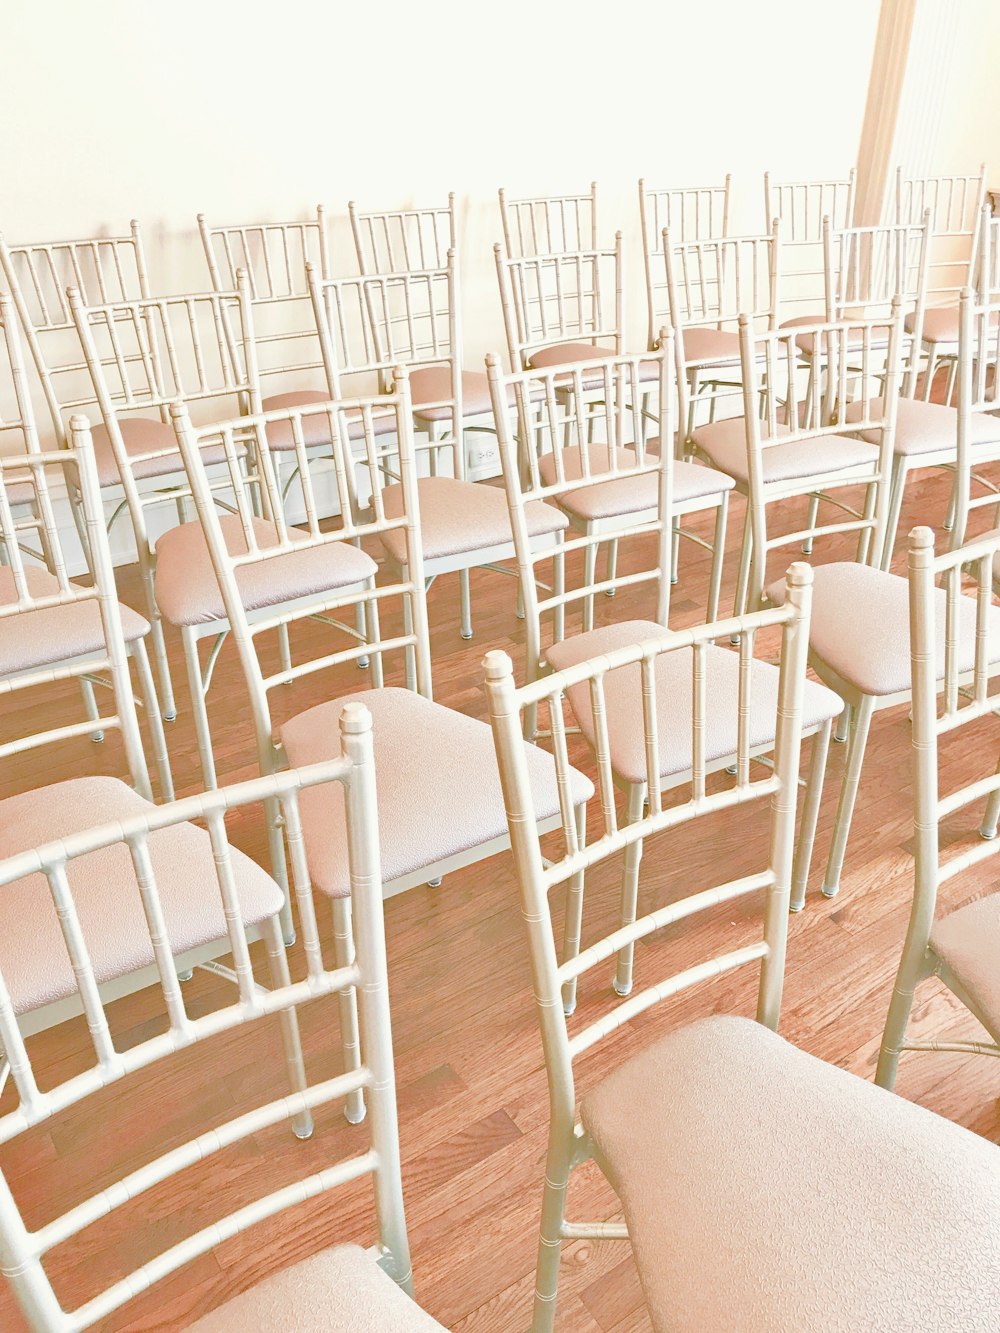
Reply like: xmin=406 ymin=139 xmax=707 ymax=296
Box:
xmin=488 ymin=343 xmax=838 ymax=993
xmin=638 ymin=176 xmax=732 ymax=352
xmin=350 ymin=195 xmax=456 ymax=274
xmin=498 ymin=183 xmax=598 ymax=258
xmin=172 ymin=368 xmax=591 ymax=1015
xmin=198 ymin=207 xmax=332 ymax=500
xmin=0 ymin=415 xmax=172 ymax=803
xmin=663 ymin=222 xmax=781 ymax=435
xmin=895 ymin=164 xmax=987 ymax=399
xmin=308 ymin=262 xmax=566 ymax=643
xmin=876 ymin=525 xmax=1000 ymax=1093
xmin=486 ymin=563 xmax=1000 ymax=1331
xmin=0 ymin=730 xmax=448 ymax=1330
xmin=766 ymin=299 xmax=1000 ymax=905
xmin=68 ymin=278 xmax=260 ymax=724
xmin=764 ymin=169 xmax=856 ymax=325
xmin=694 ymin=308 xmax=904 ymax=610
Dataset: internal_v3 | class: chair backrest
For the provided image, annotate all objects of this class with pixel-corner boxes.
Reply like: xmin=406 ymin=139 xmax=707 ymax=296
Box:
xmin=0 ymin=222 xmax=152 ymax=444
xmin=974 ymin=201 xmax=1000 ymax=297
xmin=0 ymin=729 xmax=414 ymax=1332
xmin=171 ymin=368 xmax=432 ymax=746
xmin=663 ymin=222 xmax=781 ymax=337
xmin=486 ymin=343 xmax=672 ymax=684
xmin=68 ymin=279 xmax=259 ymax=561
xmin=727 ymin=307 xmax=904 ymax=602
xmin=498 ymin=183 xmax=598 ymax=258
xmin=895 ymin=165 xmax=987 ymax=302
xmin=350 ymin=196 xmax=457 ymax=274
xmin=765 ymin=172 xmax=856 ymax=315
xmin=823 ymin=215 xmax=930 ymax=393
xmin=0 ymin=289 xmax=43 ymax=464
xmin=494 ymin=234 xmax=624 ymax=371
xmin=0 ymin=419 xmax=152 ymax=798
xmin=307 ymin=255 xmax=464 ymax=475
xmin=198 ymin=208 xmax=330 ymax=403
xmin=952 ymin=287 xmax=1000 ymax=547
xmin=482 ymin=559 xmax=813 ymax=1123
xmin=907 ymin=523 xmax=1000 ymax=968
xmin=639 ymin=177 xmax=732 ymax=349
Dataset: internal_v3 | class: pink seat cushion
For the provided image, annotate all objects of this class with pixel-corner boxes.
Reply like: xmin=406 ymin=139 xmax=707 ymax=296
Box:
xmin=91 ymin=417 xmax=223 ymax=488
xmin=842 ymin=395 xmax=1000 ymax=458
xmin=527 ymin=343 xmax=660 ymax=385
xmin=379 ymin=475 xmax=566 ymax=564
xmin=0 ymin=565 xmax=149 ymax=674
xmin=263 ymin=390 xmax=400 ymax=452
xmin=694 ymin=416 xmax=877 ymax=486
xmin=188 ymin=1243 xmax=447 ymax=1331
xmin=409 ymin=367 xmax=493 ymax=422
xmin=536 ymin=443 xmax=733 ymax=523
xmin=546 ymin=619 xmax=842 ymax=785
xmin=0 ymin=776 xmax=283 ymax=1014
xmin=679 ymin=326 xmax=742 ymax=368
xmin=280 ymin=687 xmax=593 ymax=898
xmin=154 ymin=514 xmax=376 ymax=627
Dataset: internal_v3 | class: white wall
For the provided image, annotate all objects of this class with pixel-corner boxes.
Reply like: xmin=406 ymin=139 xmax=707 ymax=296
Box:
xmin=1 ymin=0 xmax=880 ymax=378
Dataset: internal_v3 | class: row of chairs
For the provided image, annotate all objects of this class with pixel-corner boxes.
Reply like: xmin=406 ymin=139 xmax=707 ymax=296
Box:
xmin=2 ymin=520 xmax=999 ymax=1329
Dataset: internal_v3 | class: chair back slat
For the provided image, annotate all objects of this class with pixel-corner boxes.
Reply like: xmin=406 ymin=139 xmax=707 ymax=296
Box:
xmin=896 ymin=165 xmax=987 ymax=303
xmin=663 ymin=222 xmax=781 ymax=337
xmin=765 ymin=172 xmax=856 ymax=314
xmin=0 ymin=727 xmax=416 ymax=1331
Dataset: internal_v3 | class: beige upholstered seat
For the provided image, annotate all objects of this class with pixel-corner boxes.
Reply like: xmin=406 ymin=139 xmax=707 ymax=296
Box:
xmin=679 ymin=326 xmax=742 ymax=367
xmin=694 ymin=415 xmax=877 ymax=485
xmin=904 ymin=303 xmax=1000 ymax=345
xmin=795 ymin=324 xmax=892 ymax=356
xmin=930 ymin=892 xmax=1000 ymax=1036
xmin=154 ymin=514 xmax=376 ymax=627
xmin=767 ymin=561 xmax=1000 ymax=696
xmin=379 ymin=475 xmax=567 ymax=564
xmin=537 ymin=443 xmax=734 ymax=523
xmin=0 ymin=776 xmax=283 ymax=1015
xmin=280 ymin=687 xmax=593 ymax=898
xmin=262 ymin=389 xmax=399 ymax=450
xmin=187 ymin=1243 xmax=447 ymax=1332
xmin=526 ymin=342 xmax=660 ymax=384
xmin=581 ymin=1015 xmax=1000 ymax=1333
xmin=408 ymin=366 xmax=492 ymax=421
xmin=0 ymin=565 xmax=149 ymax=674
xmin=779 ymin=311 xmax=826 ymax=330
xmin=91 ymin=417 xmax=219 ymax=488
xmin=842 ymin=394 xmax=1000 ymax=457
xmin=545 ymin=619 xmax=841 ymax=785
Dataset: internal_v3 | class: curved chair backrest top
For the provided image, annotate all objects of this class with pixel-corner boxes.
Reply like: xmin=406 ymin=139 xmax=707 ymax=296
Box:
xmin=498 ymin=182 xmax=598 ymax=259
xmin=350 ymin=195 xmax=457 ymax=275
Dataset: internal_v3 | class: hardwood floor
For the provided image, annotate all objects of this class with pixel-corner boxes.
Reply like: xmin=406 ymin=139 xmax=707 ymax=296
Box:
xmin=2 ymin=463 xmax=999 ymax=1332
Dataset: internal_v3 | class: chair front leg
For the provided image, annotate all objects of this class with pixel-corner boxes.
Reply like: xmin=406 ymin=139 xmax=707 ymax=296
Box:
xmin=790 ymin=718 xmax=833 ymax=911
xmin=560 ymin=803 xmax=588 ymax=1015
xmin=260 ymin=913 xmax=314 ymax=1139
xmin=531 ymin=1120 xmax=576 ymax=1333
xmin=614 ymin=782 xmax=647 ymax=997
xmin=332 ymin=895 xmax=366 ymax=1124
xmin=707 ymin=493 xmax=729 ymax=623
xmin=822 ymin=693 xmax=876 ymax=898
xmin=132 ymin=636 xmax=174 ymax=801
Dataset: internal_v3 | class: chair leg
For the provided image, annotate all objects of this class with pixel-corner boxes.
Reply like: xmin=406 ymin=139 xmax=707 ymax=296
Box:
xmin=921 ymin=349 xmax=939 ymax=401
xmin=822 ymin=694 xmax=875 ymax=898
xmin=459 ymin=568 xmax=473 ymax=639
xmin=733 ymin=509 xmax=752 ymax=623
xmin=79 ymin=677 xmax=105 ymax=743
xmin=260 ymin=914 xmax=314 ymax=1139
xmin=802 ymin=494 xmax=820 ymax=555
xmin=706 ymin=493 xmax=729 ymax=624
xmin=604 ymin=537 xmax=619 ymax=596
xmin=560 ymin=804 xmax=588 ymax=1016
xmin=364 ymin=576 xmax=383 ymax=690
xmin=979 ymin=751 xmax=1000 ymax=839
xmin=875 ymin=934 xmax=932 ymax=1092
xmin=181 ymin=626 xmax=218 ymax=791
xmin=614 ymin=783 xmax=646 ymax=997
xmin=880 ymin=457 xmax=907 ymax=571
xmin=834 ymin=701 xmax=852 ymax=744
xmin=531 ymin=1123 xmax=575 ymax=1333
xmin=401 ymin=566 xmax=416 ymax=693
xmin=132 ymin=637 xmax=174 ymax=802
xmin=790 ymin=719 xmax=832 ymax=912
xmin=332 ymin=895 xmax=366 ymax=1124
xmin=582 ymin=532 xmax=598 ymax=634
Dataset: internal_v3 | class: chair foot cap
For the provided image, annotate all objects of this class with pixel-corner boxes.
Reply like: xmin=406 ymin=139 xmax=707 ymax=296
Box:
xmin=164 ymin=712 xmax=178 ymax=723
xmin=283 ymin=930 xmax=297 ymax=947
xmin=612 ymin=980 xmax=633 ymax=997
xmin=427 ymin=877 xmax=442 ymax=887
xmin=460 ymin=630 xmax=474 ymax=640
xmin=821 ymin=885 xmax=839 ymax=899
xmin=343 ymin=1105 xmax=367 ymax=1126
xmin=293 ymin=1122 xmax=316 ymax=1140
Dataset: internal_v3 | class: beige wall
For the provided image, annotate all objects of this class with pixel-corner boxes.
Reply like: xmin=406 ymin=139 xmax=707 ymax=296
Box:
xmin=2 ymin=0 xmax=880 ymax=373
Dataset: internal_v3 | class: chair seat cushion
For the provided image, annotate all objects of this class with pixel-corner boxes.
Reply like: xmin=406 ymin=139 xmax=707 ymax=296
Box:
xmin=263 ymin=390 xmax=400 ymax=452
xmin=679 ymin=326 xmax=742 ymax=368
xmin=779 ymin=311 xmax=827 ymax=329
xmin=187 ymin=1243 xmax=446 ymax=1331
xmin=545 ymin=619 xmax=841 ymax=786
xmin=581 ymin=1015 xmax=1000 ymax=1333
xmin=537 ymin=444 xmax=732 ymax=524
xmin=410 ymin=367 xmax=489 ymax=422
xmin=280 ymin=687 xmax=593 ymax=898
xmin=5 ymin=472 xmax=36 ymax=506
xmin=694 ymin=415 xmax=877 ymax=485
xmin=842 ymin=395 xmax=1000 ymax=457
xmin=92 ymin=417 xmax=218 ymax=488
xmin=907 ymin=305 xmax=1000 ymax=345
xmin=0 ymin=776 xmax=283 ymax=1015
xmin=766 ymin=561 xmax=1000 ymax=697
xmin=795 ymin=325 xmax=892 ymax=356
xmin=0 ymin=566 xmax=149 ymax=674
xmin=379 ymin=475 xmax=566 ymax=564
xmin=931 ymin=892 xmax=1000 ymax=1040
xmin=154 ymin=514 xmax=376 ymax=628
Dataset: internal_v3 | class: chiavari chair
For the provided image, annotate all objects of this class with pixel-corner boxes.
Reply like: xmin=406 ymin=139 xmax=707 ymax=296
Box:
xmin=877 ymin=525 xmax=1000 ymax=1091
xmin=638 ymin=176 xmax=733 ymax=352
xmin=764 ymin=169 xmax=856 ymax=325
xmin=485 ymin=562 xmax=1000 ymax=1331
xmin=0 ymin=730 xmax=447 ymax=1330
xmin=498 ymin=182 xmax=598 ymax=259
